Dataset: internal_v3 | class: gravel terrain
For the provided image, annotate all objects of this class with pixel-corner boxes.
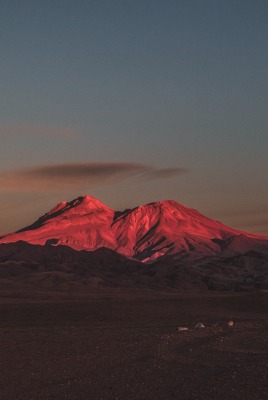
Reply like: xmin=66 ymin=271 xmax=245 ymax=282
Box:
xmin=1 ymin=291 xmax=268 ymax=400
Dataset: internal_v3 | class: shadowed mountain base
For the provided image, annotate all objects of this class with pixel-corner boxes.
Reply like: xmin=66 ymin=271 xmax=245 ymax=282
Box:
xmin=0 ymin=242 xmax=267 ymax=297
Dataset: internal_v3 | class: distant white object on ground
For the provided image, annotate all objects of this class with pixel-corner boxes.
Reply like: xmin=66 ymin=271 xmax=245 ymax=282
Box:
xmin=177 ymin=326 xmax=189 ymax=331
xmin=194 ymin=323 xmax=205 ymax=329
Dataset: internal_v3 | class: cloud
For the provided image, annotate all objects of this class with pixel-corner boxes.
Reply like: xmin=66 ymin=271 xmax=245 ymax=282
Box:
xmin=145 ymin=167 xmax=188 ymax=179
xmin=0 ymin=162 xmax=186 ymax=193
xmin=0 ymin=124 xmax=78 ymax=138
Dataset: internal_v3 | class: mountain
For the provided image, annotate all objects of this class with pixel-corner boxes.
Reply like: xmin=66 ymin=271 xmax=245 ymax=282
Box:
xmin=1 ymin=195 xmax=268 ymax=262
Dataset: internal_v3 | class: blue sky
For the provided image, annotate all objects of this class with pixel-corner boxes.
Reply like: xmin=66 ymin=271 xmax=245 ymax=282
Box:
xmin=0 ymin=0 xmax=268 ymax=234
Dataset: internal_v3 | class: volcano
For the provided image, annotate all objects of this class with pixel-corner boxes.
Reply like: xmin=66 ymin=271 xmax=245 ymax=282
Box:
xmin=1 ymin=195 xmax=268 ymax=262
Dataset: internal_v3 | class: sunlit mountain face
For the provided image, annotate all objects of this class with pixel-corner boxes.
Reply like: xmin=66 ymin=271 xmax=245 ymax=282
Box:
xmin=1 ymin=195 xmax=268 ymax=263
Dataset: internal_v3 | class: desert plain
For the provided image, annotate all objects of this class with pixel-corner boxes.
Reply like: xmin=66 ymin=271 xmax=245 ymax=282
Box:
xmin=1 ymin=289 xmax=267 ymax=400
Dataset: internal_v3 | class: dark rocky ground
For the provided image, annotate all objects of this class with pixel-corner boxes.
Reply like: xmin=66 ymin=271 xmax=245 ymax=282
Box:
xmin=1 ymin=290 xmax=268 ymax=400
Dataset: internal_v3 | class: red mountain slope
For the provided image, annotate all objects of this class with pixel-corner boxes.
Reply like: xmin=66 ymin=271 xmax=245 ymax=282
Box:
xmin=1 ymin=195 xmax=268 ymax=261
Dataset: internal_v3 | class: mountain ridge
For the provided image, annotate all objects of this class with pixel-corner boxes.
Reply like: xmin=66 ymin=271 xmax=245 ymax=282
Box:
xmin=1 ymin=195 xmax=268 ymax=262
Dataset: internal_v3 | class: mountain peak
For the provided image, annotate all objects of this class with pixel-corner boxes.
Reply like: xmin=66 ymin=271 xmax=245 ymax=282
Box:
xmin=150 ymin=199 xmax=187 ymax=210
xmin=142 ymin=199 xmax=200 ymax=220
xmin=77 ymin=194 xmax=101 ymax=203
xmin=45 ymin=195 xmax=111 ymax=218
xmin=72 ymin=194 xmax=110 ymax=210
xmin=70 ymin=194 xmax=109 ymax=209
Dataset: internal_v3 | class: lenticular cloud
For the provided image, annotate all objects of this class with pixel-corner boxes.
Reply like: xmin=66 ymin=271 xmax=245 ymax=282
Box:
xmin=0 ymin=162 xmax=185 ymax=192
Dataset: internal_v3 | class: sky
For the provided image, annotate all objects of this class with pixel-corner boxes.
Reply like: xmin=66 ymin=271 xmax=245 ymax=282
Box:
xmin=0 ymin=0 xmax=268 ymax=235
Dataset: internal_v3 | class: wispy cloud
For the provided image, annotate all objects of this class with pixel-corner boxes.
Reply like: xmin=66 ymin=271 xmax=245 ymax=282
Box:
xmin=145 ymin=167 xmax=188 ymax=179
xmin=0 ymin=162 xmax=186 ymax=193
xmin=0 ymin=124 xmax=78 ymax=138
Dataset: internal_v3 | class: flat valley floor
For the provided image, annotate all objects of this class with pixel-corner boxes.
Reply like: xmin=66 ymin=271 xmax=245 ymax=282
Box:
xmin=1 ymin=290 xmax=268 ymax=400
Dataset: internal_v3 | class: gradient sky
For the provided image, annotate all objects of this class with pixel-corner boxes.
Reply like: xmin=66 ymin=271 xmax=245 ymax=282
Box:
xmin=1 ymin=0 xmax=268 ymax=235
